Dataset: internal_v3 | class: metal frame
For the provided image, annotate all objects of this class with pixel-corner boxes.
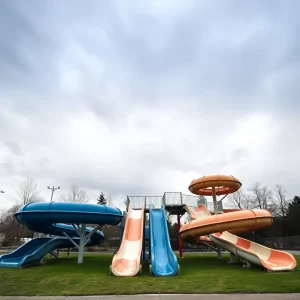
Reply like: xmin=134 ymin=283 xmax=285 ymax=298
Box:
xmin=126 ymin=192 xmax=224 ymax=214
xmin=125 ymin=192 xmax=226 ymax=260
xmin=61 ymin=224 xmax=101 ymax=264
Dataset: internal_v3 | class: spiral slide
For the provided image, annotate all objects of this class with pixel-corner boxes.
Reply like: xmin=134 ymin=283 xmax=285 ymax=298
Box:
xmin=149 ymin=205 xmax=179 ymax=276
xmin=0 ymin=202 xmax=122 ymax=268
xmin=181 ymin=204 xmax=297 ymax=271
xmin=110 ymin=204 xmax=144 ymax=276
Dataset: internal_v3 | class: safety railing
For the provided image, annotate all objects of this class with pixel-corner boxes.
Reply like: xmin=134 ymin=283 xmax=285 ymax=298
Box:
xmin=163 ymin=192 xmax=183 ymax=206
xmin=145 ymin=196 xmax=163 ymax=209
xmin=126 ymin=193 xmax=223 ymax=212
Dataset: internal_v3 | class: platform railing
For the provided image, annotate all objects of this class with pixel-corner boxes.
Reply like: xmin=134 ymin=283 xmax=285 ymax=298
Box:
xmin=145 ymin=196 xmax=162 ymax=209
xmin=126 ymin=193 xmax=223 ymax=212
xmin=125 ymin=196 xmax=146 ymax=210
xmin=163 ymin=192 xmax=183 ymax=206
xmin=181 ymin=194 xmax=200 ymax=209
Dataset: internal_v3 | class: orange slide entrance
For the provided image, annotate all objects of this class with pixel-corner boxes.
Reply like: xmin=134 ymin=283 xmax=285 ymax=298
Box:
xmin=110 ymin=205 xmax=144 ymax=276
xmin=180 ymin=175 xmax=297 ymax=272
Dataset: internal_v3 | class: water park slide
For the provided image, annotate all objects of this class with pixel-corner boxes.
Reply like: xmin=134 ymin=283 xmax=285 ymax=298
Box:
xmin=149 ymin=205 xmax=179 ymax=276
xmin=181 ymin=204 xmax=296 ymax=272
xmin=0 ymin=237 xmax=77 ymax=268
xmin=0 ymin=202 xmax=122 ymax=268
xmin=110 ymin=204 xmax=144 ymax=276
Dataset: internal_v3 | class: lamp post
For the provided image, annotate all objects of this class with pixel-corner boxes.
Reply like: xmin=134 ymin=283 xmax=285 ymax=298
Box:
xmin=47 ymin=186 xmax=60 ymax=202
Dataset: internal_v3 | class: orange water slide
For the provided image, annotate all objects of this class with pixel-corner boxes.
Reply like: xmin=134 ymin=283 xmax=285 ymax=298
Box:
xmin=180 ymin=204 xmax=297 ymax=272
xmin=110 ymin=205 xmax=144 ymax=276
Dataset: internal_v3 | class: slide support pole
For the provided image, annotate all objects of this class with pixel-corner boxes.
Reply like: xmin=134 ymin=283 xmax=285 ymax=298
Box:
xmin=217 ymin=246 xmax=223 ymax=260
xmin=177 ymin=214 xmax=183 ymax=258
xmin=228 ymin=252 xmax=235 ymax=264
xmin=212 ymin=187 xmax=223 ymax=259
xmin=212 ymin=186 xmax=218 ymax=215
xmin=78 ymin=224 xmax=86 ymax=264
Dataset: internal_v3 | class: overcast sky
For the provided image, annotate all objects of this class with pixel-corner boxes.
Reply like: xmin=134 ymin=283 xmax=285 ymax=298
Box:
xmin=0 ymin=0 xmax=299 ymax=211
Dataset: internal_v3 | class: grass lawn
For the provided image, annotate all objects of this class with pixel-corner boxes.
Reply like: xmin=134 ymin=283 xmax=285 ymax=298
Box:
xmin=0 ymin=253 xmax=299 ymax=296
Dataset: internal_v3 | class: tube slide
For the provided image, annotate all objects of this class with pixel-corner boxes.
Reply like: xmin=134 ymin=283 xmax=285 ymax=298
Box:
xmin=110 ymin=204 xmax=144 ymax=276
xmin=180 ymin=204 xmax=296 ymax=272
xmin=149 ymin=205 xmax=179 ymax=276
xmin=0 ymin=202 xmax=122 ymax=268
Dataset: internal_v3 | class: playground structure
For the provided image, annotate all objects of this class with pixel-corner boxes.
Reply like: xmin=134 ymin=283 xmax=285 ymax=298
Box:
xmin=0 ymin=174 xmax=297 ymax=275
xmin=0 ymin=202 xmax=122 ymax=267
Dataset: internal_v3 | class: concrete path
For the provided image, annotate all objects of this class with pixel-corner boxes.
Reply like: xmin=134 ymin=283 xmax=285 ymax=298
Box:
xmin=1 ymin=295 xmax=300 ymax=300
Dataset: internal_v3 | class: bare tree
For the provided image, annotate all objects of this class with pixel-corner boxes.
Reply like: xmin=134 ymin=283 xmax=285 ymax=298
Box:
xmin=60 ymin=184 xmax=89 ymax=203
xmin=248 ymin=182 xmax=273 ymax=210
xmin=0 ymin=204 xmax=24 ymax=242
xmin=227 ymin=189 xmax=254 ymax=209
xmin=274 ymin=184 xmax=289 ymax=217
xmin=16 ymin=178 xmax=42 ymax=205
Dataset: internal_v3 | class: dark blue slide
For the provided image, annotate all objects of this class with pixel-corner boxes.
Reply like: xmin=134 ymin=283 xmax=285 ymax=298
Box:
xmin=149 ymin=205 xmax=179 ymax=276
xmin=0 ymin=202 xmax=122 ymax=268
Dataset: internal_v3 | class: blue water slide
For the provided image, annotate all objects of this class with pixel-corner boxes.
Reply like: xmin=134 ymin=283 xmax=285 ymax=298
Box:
xmin=0 ymin=202 xmax=123 ymax=268
xmin=0 ymin=237 xmax=79 ymax=268
xmin=149 ymin=205 xmax=179 ymax=276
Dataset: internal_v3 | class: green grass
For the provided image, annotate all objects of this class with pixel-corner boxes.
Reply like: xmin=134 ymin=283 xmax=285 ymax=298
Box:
xmin=0 ymin=253 xmax=300 ymax=296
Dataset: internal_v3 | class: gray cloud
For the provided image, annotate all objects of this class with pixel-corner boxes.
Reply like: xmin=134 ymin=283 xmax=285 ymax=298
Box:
xmin=1 ymin=0 xmax=300 ymax=210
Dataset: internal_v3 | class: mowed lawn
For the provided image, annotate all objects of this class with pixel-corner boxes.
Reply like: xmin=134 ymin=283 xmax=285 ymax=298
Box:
xmin=0 ymin=253 xmax=300 ymax=296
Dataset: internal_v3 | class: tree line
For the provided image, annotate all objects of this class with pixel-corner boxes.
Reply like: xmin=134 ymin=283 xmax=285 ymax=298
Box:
xmin=227 ymin=181 xmax=300 ymax=238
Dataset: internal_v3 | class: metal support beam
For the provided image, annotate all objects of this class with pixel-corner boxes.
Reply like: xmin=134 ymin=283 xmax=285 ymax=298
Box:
xmin=217 ymin=194 xmax=228 ymax=203
xmin=203 ymin=242 xmax=217 ymax=252
xmin=243 ymin=260 xmax=251 ymax=268
xmin=78 ymin=224 xmax=86 ymax=264
xmin=72 ymin=223 xmax=81 ymax=236
xmin=49 ymin=250 xmax=58 ymax=258
xmin=228 ymin=252 xmax=235 ymax=264
xmin=217 ymin=246 xmax=223 ymax=260
xmin=85 ymin=225 xmax=101 ymax=241
xmin=177 ymin=214 xmax=183 ymax=258
xmin=212 ymin=186 xmax=218 ymax=215
xmin=62 ymin=232 xmax=79 ymax=249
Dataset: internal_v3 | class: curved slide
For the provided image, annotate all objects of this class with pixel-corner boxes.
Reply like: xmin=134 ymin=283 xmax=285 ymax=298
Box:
xmin=0 ymin=202 xmax=122 ymax=268
xmin=180 ymin=204 xmax=296 ymax=272
xmin=149 ymin=205 xmax=179 ymax=276
xmin=110 ymin=204 xmax=144 ymax=276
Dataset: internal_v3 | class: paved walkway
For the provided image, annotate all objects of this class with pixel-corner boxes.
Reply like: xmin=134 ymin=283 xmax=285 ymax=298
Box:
xmin=1 ymin=295 xmax=300 ymax=300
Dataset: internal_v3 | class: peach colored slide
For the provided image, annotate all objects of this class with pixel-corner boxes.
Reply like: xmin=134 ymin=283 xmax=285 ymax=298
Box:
xmin=110 ymin=204 xmax=144 ymax=276
xmin=180 ymin=204 xmax=297 ymax=272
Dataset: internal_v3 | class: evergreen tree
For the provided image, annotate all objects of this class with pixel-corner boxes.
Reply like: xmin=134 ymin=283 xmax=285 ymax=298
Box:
xmin=97 ymin=192 xmax=107 ymax=205
xmin=291 ymin=196 xmax=300 ymax=205
xmin=287 ymin=196 xmax=300 ymax=235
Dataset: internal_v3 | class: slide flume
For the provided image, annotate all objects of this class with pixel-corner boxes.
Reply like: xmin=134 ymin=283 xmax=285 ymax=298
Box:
xmin=149 ymin=205 xmax=178 ymax=276
xmin=180 ymin=204 xmax=296 ymax=272
xmin=110 ymin=205 xmax=144 ymax=276
xmin=0 ymin=237 xmax=78 ymax=268
xmin=0 ymin=202 xmax=122 ymax=268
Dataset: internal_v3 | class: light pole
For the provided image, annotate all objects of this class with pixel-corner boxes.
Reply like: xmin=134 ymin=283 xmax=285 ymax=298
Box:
xmin=47 ymin=186 xmax=60 ymax=202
